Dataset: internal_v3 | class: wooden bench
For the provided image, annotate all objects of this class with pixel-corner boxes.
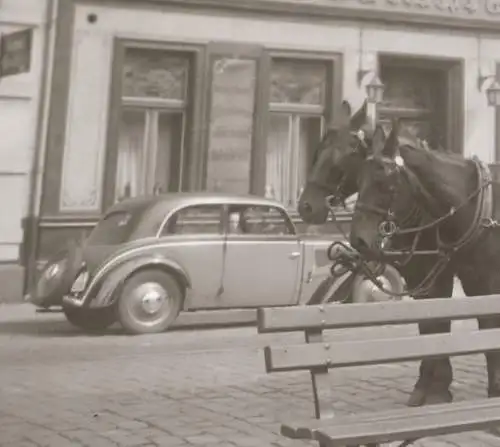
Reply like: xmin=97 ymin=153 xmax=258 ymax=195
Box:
xmin=257 ymin=295 xmax=500 ymax=446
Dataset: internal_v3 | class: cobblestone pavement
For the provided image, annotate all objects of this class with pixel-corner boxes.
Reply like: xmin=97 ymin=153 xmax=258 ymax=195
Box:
xmin=1 ymin=304 xmax=500 ymax=447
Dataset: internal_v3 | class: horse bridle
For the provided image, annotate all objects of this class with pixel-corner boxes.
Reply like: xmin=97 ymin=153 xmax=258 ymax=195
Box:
xmin=354 ymin=152 xmax=494 ymax=296
xmin=306 ymin=131 xmax=368 ymax=208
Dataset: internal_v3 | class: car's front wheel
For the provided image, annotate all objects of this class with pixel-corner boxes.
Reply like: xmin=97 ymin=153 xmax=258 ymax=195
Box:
xmin=117 ymin=269 xmax=183 ymax=335
xmin=63 ymin=305 xmax=116 ymax=332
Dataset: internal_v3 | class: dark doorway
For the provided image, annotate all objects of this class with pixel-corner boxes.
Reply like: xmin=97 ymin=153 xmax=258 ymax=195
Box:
xmin=378 ymin=55 xmax=464 ymax=154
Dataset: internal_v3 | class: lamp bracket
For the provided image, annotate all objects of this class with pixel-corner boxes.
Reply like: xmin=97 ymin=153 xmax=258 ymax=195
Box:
xmin=477 ymin=74 xmax=495 ymax=92
xmin=357 ymin=69 xmax=371 ymax=87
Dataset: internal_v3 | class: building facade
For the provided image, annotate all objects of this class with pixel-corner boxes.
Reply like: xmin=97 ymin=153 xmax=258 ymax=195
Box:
xmin=28 ymin=0 xmax=500 ymax=297
xmin=0 ymin=0 xmax=54 ymax=302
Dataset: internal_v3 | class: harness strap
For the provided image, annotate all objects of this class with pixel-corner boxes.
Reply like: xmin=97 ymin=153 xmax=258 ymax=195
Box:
xmin=436 ymin=157 xmax=492 ymax=252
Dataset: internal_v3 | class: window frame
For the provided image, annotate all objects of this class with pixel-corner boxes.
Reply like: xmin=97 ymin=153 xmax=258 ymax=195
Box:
xmin=159 ymin=203 xmax=224 ymax=237
xmin=262 ymin=50 xmax=343 ymax=209
xmin=377 ymin=53 xmax=464 ymax=154
xmin=116 ymin=106 xmax=187 ymax=199
xmin=102 ymin=38 xmax=205 ymax=213
xmin=224 ymin=203 xmax=296 ymax=237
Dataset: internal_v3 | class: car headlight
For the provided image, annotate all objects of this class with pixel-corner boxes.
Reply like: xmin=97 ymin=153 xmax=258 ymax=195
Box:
xmin=44 ymin=259 xmax=66 ymax=280
xmin=70 ymin=269 xmax=89 ymax=294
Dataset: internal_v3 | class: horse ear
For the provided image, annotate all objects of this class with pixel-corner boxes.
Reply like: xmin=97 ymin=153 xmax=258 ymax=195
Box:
xmin=338 ymin=100 xmax=352 ymax=127
xmin=350 ymin=99 xmax=367 ymax=131
xmin=382 ymin=119 xmax=400 ymax=159
xmin=372 ymin=125 xmax=386 ymax=156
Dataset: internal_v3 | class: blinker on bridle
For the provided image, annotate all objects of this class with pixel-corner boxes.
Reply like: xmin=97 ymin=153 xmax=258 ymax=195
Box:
xmin=355 ymin=153 xmax=407 ymax=239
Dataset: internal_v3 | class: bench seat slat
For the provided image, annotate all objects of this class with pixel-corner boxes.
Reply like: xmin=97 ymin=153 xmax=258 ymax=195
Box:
xmin=257 ymin=295 xmax=500 ymax=333
xmin=281 ymin=398 xmax=500 ymax=440
xmin=264 ymin=328 xmax=500 ymax=372
xmin=313 ymin=398 xmax=500 ymax=446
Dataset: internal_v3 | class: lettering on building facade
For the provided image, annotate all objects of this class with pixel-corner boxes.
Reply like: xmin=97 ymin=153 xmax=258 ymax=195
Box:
xmin=333 ymin=0 xmax=500 ymax=19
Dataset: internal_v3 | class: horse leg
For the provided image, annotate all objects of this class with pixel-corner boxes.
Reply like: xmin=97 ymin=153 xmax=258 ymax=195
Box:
xmin=404 ymin=266 xmax=455 ymax=407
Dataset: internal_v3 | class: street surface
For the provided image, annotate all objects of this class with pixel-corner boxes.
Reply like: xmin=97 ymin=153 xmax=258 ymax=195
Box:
xmin=1 ymin=303 xmax=500 ymax=447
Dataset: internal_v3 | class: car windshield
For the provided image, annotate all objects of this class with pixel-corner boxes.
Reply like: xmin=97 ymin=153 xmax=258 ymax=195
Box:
xmin=87 ymin=211 xmax=139 ymax=245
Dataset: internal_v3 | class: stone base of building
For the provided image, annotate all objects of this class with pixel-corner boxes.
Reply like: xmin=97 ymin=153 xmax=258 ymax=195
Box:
xmin=0 ymin=264 xmax=25 ymax=303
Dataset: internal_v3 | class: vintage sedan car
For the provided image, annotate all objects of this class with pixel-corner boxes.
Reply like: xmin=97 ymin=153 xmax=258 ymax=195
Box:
xmin=27 ymin=193 xmax=403 ymax=334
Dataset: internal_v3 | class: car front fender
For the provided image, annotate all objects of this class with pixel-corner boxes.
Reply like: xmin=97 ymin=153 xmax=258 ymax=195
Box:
xmin=86 ymin=257 xmax=191 ymax=308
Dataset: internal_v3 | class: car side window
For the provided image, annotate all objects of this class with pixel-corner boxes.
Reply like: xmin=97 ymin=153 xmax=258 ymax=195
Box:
xmin=162 ymin=205 xmax=223 ymax=235
xmin=229 ymin=205 xmax=294 ymax=236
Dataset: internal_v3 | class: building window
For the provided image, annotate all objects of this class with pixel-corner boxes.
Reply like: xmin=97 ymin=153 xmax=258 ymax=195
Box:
xmin=266 ymin=58 xmax=327 ymax=208
xmin=115 ymin=48 xmax=189 ymax=203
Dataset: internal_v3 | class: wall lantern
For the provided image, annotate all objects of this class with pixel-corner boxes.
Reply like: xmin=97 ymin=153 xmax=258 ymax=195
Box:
xmin=475 ymin=35 xmax=500 ymax=107
xmin=477 ymin=74 xmax=500 ymax=107
xmin=365 ymin=73 xmax=385 ymax=104
xmin=486 ymin=81 xmax=500 ymax=107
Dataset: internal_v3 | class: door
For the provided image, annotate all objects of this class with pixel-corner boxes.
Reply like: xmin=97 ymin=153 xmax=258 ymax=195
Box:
xmin=158 ymin=204 xmax=225 ymax=309
xmin=219 ymin=204 xmax=301 ymax=308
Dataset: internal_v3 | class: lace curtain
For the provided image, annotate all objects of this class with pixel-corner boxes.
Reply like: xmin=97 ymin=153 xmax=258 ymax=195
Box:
xmin=115 ymin=110 xmax=178 ymax=202
xmin=115 ymin=110 xmax=145 ymax=202
xmin=266 ymin=114 xmax=320 ymax=208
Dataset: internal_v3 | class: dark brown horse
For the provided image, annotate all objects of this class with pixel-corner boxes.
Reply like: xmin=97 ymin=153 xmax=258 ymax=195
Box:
xmin=298 ymin=100 xmax=369 ymax=224
xmin=298 ymin=103 xmax=465 ymax=407
xmin=349 ymin=119 xmax=500 ymax=402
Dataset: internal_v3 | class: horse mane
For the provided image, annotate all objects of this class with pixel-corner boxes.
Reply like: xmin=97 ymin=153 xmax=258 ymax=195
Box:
xmin=398 ymin=143 xmax=477 ymax=209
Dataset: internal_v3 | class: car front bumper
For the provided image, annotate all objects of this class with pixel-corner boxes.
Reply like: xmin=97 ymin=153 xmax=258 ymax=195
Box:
xmin=62 ymin=294 xmax=85 ymax=308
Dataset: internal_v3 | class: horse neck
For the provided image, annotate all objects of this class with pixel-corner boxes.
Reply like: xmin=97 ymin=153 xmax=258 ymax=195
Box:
xmin=400 ymin=145 xmax=478 ymax=234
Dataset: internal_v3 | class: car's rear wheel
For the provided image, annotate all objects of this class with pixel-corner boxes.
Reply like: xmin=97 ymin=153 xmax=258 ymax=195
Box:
xmin=117 ymin=269 xmax=183 ymax=335
xmin=63 ymin=305 xmax=116 ymax=332
xmin=351 ymin=264 xmax=405 ymax=303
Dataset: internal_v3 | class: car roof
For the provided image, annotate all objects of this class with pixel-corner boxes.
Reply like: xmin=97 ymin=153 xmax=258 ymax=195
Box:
xmin=106 ymin=192 xmax=288 ymax=215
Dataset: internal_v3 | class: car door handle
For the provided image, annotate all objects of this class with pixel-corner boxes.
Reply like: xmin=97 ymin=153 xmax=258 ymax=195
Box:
xmin=288 ymin=251 xmax=301 ymax=260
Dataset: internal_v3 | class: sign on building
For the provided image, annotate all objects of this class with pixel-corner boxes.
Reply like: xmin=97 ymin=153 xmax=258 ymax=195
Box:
xmin=0 ymin=28 xmax=33 ymax=79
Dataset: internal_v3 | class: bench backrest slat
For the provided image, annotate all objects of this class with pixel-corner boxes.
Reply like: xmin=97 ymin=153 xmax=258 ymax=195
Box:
xmin=264 ymin=328 xmax=500 ymax=372
xmin=257 ymin=295 xmax=500 ymax=333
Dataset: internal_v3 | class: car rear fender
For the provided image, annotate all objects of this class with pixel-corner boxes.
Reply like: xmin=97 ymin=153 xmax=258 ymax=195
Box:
xmin=88 ymin=257 xmax=191 ymax=308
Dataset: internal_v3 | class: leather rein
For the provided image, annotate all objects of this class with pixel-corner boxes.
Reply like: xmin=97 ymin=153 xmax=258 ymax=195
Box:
xmin=354 ymin=152 xmax=495 ymax=297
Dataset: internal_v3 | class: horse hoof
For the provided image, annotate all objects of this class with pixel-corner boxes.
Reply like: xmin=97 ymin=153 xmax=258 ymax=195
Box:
xmin=407 ymin=388 xmax=452 ymax=406
xmin=407 ymin=387 xmax=426 ymax=407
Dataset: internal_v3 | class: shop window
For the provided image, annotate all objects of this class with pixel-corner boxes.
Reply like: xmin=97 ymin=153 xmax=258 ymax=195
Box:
xmin=115 ymin=48 xmax=189 ymax=203
xmin=266 ymin=58 xmax=327 ymax=208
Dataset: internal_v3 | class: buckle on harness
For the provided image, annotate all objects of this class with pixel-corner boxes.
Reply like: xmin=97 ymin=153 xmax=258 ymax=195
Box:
xmin=481 ymin=217 xmax=499 ymax=228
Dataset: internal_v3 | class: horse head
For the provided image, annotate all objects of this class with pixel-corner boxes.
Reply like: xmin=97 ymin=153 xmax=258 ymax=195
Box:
xmin=297 ymin=99 xmax=370 ymax=224
xmin=350 ymin=117 xmax=482 ymax=259
xmin=349 ymin=119 xmax=417 ymax=257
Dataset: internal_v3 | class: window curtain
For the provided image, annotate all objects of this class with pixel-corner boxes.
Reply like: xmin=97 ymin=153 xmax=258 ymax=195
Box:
xmin=266 ymin=114 xmax=321 ymax=208
xmin=295 ymin=117 xmax=310 ymax=206
xmin=266 ymin=114 xmax=291 ymax=205
xmin=115 ymin=110 xmax=146 ymax=202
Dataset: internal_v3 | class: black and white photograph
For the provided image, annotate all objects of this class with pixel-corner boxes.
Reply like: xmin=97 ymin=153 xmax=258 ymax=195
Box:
xmin=3 ymin=0 xmax=500 ymax=446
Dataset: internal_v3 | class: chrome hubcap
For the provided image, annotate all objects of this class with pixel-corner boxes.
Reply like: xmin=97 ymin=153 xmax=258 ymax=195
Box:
xmin=370 ymin=275 xmax=393 ymax=302
xmin=355 ymin=275 xmax=394 ymax=303
xmin=132 ymin=282 xmax=168 ymax=316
